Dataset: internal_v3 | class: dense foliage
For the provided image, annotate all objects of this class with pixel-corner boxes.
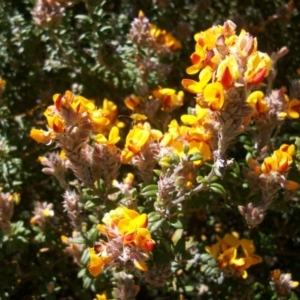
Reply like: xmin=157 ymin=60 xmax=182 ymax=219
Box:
xmin=1 ymin=0 xmax=300 ymax=299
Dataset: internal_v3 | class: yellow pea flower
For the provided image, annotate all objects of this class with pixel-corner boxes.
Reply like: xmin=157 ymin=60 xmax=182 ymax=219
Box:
xmin=94 ymin=126 xmax=120 ymax=145
xmin=181 ymin=105 xmax=208 ymax=126
xmin=30 ymin=128 xmax=54 ymax=144
xmin=91 ymin=109 xmax=111 ymax=131
xmin=121 ymin=126 xmax=151 ymax=163
xmin=96 ymin=291 xmax=107 ymax=300
xmin=246 ymin=90 xmax=268 ymax=121
xmin=152 ymin=86 xmax=184 ymax=110
xmin=203 ymin=82 xmax=225 ymax=110
xmin=287 ymin=98 xmax=300 ymax=118
xmin=124 ymin=95 xmax=143 ymax=111
xmin=244 ymin=51 xmax=272 ymax=85
xmin=74 ymin=96 xmax=96 ymax=114
xmin=181 ymin=79 xmax=206 ymax=94
xmin=206 ymin=234 xmax=261 ymax=279
xmin=217 ymin=246 xmax=238 ymax=269
xmin=216 ymin=55 xmax=240 ymax=88
xmin=186 ymin=49 xmax=206 ymax=75
xmin=88 ymin=247 xmax=112 ymax=277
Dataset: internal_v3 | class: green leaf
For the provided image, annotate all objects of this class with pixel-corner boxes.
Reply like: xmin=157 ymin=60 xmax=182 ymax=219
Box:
xmin=231 ymin=160 xmax=240 ymax=177
xmin=88 ymin=215 xmax=99 ymax=224
xmin=87 ymin=226 xmax=99 ymax=241
xmin=69 ymin=237 xmax=86 ymax=244
xmin=170 ymin=218 xmax=184 ymax=229
xmin=78 ymin=268 xmax=87 ymax=278
xmin=99 ymin=26 xmax=111 ymax=33
xmin=75 ymin=15 xmax=92 ymax=24
xmin=290 ymin=292 xmax=299 ymax=300
xmin=209 ymin=183 xmax=226 ymax=196
xmin=147 ymin=211 xmax=161 ymax=223
xmin=141 ymin=185 xmax=158 ymax=193
xmin=83 ymin=276 xmax=92 ymax=289
xmin=171 ymin=229 xmax=183 ymax=245
xmin=80 ymin=248 xmax=90 ymax=265
xmin=140 ymin=185 xmax=158 ymax=197
xmin=188 ymin=152 xmax=203 ymax=162
xmin=149 ymin=219 xmax=165 ymax=233
xmin=153 ymin=169 xmax=162 ymax=177
xmin=84 ymin=200 xmax=96 ymax=210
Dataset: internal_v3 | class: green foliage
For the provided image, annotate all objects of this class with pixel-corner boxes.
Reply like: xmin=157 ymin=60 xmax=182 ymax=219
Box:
xmin=1 ymin=0 xmax=300 ymax=299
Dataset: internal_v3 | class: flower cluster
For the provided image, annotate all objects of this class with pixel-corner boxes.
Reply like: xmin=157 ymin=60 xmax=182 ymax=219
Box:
xmin=30 ymin=201 xmax=55 ymax=230
xmin=27 ymin=18 xmax=300 ymax=296
xmin=61 ymin=231 xmax=84 ymax=265
xmin=239 ymin=144 xmax=298 ymax=227
xmin=129 ymin=10 xmax=182 ymax=52
xmin=124 ymin=86 xmax=184 ymax=122
xmin=88 ymin=207 xmax=155 ymax=277
xmin=149 ymin=22 xmax=182 ymax=51
xmin=245 ymin=86 xmax=300 ymax=149
xmin=181 ymin=20 xmax=274 ymax=168
xmin=32 ymin=0 xmax=72 ymax=28
xmin=30 ymin=91 xmax=123 ymax=188
xmin=160 ymin=116 xmax=212 ymax=166
xmin=270 ymin=269 xmax=299 ymax=297
xmin=30 ymin=91 xmax=123 ymax=145
xmin=183 ymin=20 xmax=271 ymax=93
xmin=248 ymin=144 xmax=298 ymax=190
xmin=205 ymin=233 xmax=262 ymax=279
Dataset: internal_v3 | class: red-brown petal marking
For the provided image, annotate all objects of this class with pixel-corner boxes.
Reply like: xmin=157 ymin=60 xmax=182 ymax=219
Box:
xmin=55 ymin=94 xmax=63 ymax=111
xmin=250 ymin=66 xmax=267 ymax=85
xmin=221 ymin=66 xmax=233 ymax=89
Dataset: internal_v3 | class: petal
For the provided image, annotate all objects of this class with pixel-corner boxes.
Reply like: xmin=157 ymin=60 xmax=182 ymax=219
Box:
xmin=288 ymin=110 xmax=299 ymax=119
xmin=186 ymin=64 xmax=201 ymax=75
xmin=290 ymin=281 xmax=299 ymax=288
xmin=249 ymin=254 xmax=262 ymax=265
xmin=61 ymin=235 xmax=68 ymax=244
xmin=30 ymin=129 xmax=53 ymax=144
xmin=205 ymin=243 xmax=220 ymax=260
xmin=108 ymin=126 xmax=120 ymax=144
xmin=181 ymin=79 xmax=203 ymax=94
xmin=181 ymin=115 xmax=198 ymax=125
xmin=240 ymin=239 xmax=255 ymax=256
xmin=123 ymin=208 xmax=140 ymax=220
xmin=94 ymin=134 xmax=108 ymax=144
xmin=284 ymin=180 xmax=299 ymax=190
xmin=118 ymin=218 xmax=133 ymax=235
xmin=222 ymin=234 xmax=240 ymax=248
xmin=134 ymin=258 xmax=148 ymax=271
xmin=134 ymin=213 xmax=148 ymax=228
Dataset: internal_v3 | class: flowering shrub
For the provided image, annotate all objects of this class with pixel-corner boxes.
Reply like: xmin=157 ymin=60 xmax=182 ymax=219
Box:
xmin=1 ymin=1 xmax=300 ymax=299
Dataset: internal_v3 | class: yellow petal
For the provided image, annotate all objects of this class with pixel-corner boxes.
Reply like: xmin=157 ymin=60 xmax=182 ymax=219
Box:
xmin=186 ymin=64 xmax=201 ymax=75
xmin=284 ymin=180 xmax=299 ymax=190
xmin=108 ymin=126 xmax=120 ymax=144
xmin=134 ymin=258 xmax=148 ymax=271
xmin=94 ymin=134 xmax=107 ymax=144
xmin=240 ymin=239 xmax=255 ymax=256
xmin=222 ymin=234 xmax=240 ymax=248
xmin=30 ymin=129 xmax=53 ymax=144
xmin=61 ymin=235 xmax=68 ymax=244
xmin=181 ymin=115 xmax=198 ymax=125
xmin=134 ymin=214 xmax=148 ymax=228
xmin=290 ymin=281 xmax=299 ymax=288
